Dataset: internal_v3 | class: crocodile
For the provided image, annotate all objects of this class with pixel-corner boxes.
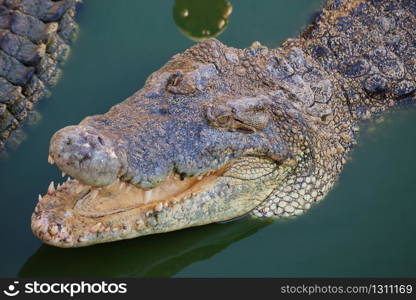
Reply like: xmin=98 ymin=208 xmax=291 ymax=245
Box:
xmin=31 ymin=0 xmax=416 ymax=247
xmin=0 ymin=0 xmax=79 ymax=150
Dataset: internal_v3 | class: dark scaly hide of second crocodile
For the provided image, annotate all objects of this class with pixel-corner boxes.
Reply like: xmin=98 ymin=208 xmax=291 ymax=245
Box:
xmin=0 ymin=0 xmax=79 ymax=150
xmin=32 ymin=0 xmax=416 ymax=247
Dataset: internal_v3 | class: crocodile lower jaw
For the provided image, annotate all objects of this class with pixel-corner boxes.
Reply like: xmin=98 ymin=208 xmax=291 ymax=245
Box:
xmin=31 ymin=167 xmax=227 ymax=247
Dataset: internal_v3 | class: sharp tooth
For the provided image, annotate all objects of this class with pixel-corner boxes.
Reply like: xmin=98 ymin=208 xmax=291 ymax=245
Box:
xmin=48 ymin=155 xmax=55 ymax=165
xmin=40 ymin=223 xmax=48 ymax=233
xmin=57 ymin=183 xmax=61 ymax=191
xmin=90 ymin=189 xmax=99 ymax=200
xmin=63 ymin=236 xmax=72 ymax=243
xmin=48 ymin=181 xmax=55 ymax=194
xmin=49 ymin=225 xmax=58 ymax=236
xmin=62 ymin=172 xmax=66 ymax=177
xmin=38 ymin=194 xmax=42 ymax=202
xmin=119 ymin=182 xmax=125 ymax=190
xmin=78 ymin=236 xmax=87 ymax=242
xmin=136 ymin=219 xmax=144 ymax=227
xmin=144 ymin=190 xmax=152 ymax=202
xmin=197 ymin=175 xmax=203 ymax=180
xmin=43 ymin=232 xmax=51 ymax=241
xmin=90 ymin=222 xmax=102 ymax=233
xmin=155 ymin=203 xmax=163 ymax=212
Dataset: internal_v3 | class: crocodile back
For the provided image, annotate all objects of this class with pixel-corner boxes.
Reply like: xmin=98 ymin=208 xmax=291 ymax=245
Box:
xmin=301 ymin=0 xmax=416 ymax=119
xmin=0 ymin=0 xmax=79 ymax=148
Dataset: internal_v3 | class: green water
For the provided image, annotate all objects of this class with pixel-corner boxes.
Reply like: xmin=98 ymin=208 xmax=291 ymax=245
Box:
xmin=1 ymin=0 xmax=416 ymax=277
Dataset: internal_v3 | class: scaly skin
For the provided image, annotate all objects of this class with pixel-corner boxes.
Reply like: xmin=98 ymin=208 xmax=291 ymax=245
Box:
xmin=0 ymin=0 xmax=79 ymax=149
xmin=32 ymin=0 xmax=416 ymax=247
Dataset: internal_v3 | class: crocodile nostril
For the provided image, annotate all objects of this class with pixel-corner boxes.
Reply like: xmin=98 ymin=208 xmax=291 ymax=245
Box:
xmin=65 ymin=138 xmax=72 ymax=146
xmin=97 ymin=136 xmax=104 ymax=146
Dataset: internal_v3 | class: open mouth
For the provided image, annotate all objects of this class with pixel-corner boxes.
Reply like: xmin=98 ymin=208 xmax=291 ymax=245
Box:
xmin=73 ymin=167 xmax=228 ymax=217
xmin=32 ymin=161 xmax=228 ymax=247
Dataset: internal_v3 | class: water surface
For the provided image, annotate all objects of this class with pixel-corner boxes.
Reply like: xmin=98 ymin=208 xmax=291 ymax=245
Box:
xmin=1 ymin=0 xmax=415 ymax=277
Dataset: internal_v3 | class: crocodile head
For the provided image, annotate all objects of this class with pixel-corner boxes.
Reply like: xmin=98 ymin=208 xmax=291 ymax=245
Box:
xmin=32 ymin=39 xmax=314 ymax=247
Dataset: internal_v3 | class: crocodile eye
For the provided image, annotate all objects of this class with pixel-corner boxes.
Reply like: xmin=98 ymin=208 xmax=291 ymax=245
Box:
xmin=207 ymin=96 xmax=272 ymax=133
xmin=233 ymin=111 xmax=269 ymax=131
xmin=206 ymin=105 xmax=232 ymax=128
xmin=216 ymin=115 xmax=232 ymax=126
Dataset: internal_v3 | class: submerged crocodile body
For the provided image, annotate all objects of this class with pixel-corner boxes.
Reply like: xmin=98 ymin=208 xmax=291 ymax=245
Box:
xmin=0 ymin=0 xmax=79 ymax=149
xmin=32 ymin=0 xmax=415 ymax=247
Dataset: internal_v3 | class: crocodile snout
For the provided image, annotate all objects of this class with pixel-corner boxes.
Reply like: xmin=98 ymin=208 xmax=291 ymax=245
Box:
xmin=49 ymin=125 xmax=124 ymax=186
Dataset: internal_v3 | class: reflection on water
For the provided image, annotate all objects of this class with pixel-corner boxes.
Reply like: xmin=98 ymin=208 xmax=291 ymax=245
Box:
xmin=19 ymin=218 xmax=269 ymax=277
xmin=0 ymin=111 xmax=42 ymax=159
xmin=173 ymin=0 xmax=232 ymax=41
